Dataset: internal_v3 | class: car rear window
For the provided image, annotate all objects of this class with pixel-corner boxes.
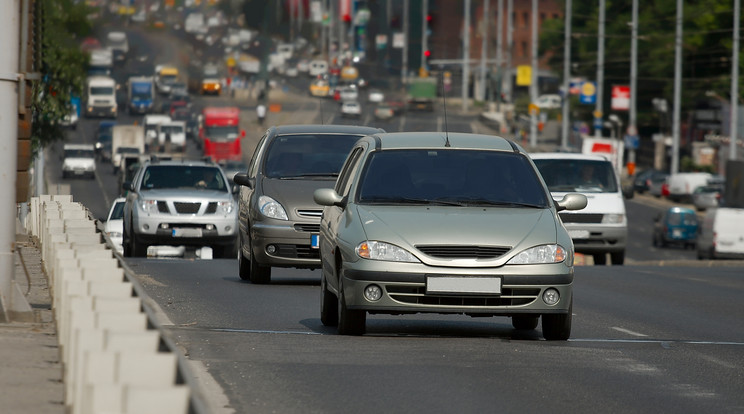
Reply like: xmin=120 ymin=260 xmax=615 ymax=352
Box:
xmin=263 ymin=134 xmax=364 ymax=178
xmin=357 ymin=149 xmax=550 ymax=207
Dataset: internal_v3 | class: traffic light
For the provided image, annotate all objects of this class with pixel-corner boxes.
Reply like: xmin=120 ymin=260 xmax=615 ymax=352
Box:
xmin=424 ymin=50 xmax=431 ymax=58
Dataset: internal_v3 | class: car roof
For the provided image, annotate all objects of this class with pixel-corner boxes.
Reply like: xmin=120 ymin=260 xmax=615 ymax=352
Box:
xmin=271 ymin=124 xmax=383 ymax=135
xmin=357 ymin=132 xmax=520 ymax=152
xmin=529 ymin=152 xmax=611 ymax=162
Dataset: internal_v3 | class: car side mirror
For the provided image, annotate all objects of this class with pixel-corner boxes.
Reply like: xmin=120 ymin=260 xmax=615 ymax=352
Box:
xmin=232 ymin=172 xmax=253 ymax=189
xmin=555 ymin=193 xmax=587 ymax=212
xmin=314 ymin=188 xmax=345 ymax=207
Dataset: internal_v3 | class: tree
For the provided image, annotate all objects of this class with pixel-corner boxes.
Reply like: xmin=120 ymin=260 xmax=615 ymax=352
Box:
xmin=31 ymin=0 xmax=91 ymax=155
xmin=539 ymin=0 xmax=741 ymax=130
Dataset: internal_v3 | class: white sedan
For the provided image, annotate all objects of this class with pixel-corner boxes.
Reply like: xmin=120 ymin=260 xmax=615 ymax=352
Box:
xmin=367 ymin=89 xmax=384 ymax=103
xmin=340 ymin=101 xmax=362 ymax=118
xmin=104 ymin=197 xmax=126 ymax=254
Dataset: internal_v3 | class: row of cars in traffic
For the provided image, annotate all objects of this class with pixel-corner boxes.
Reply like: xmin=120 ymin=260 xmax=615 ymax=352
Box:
xmin=102 ymin=117 xmax=658 ymax=340
xmin=633 ymin=169 xmax=725 ymax=211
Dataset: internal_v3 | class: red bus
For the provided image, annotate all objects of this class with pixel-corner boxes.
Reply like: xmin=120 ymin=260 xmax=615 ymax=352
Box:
xmin=200 ymin=106 xmax=244 ymax=162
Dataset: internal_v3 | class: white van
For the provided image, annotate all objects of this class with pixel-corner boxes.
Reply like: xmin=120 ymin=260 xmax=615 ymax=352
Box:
xmin=667 ymin=172 xmax=713 ymax=203
xmin=143 ymin=114 xmax=172 ymax=149
xmin=308 ymin=59 xmax=328 ymax=77
xmin=531 ymin=153 xmax=628 ymax=265
xmin=696 ymin=208 xmax=744 ymax=259
xmin=156 ymin=120 xmax=186 ymax=152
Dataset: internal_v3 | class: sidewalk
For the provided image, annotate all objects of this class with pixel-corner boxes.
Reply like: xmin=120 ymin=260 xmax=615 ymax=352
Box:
xmin=0 ymin=219 xmax=63 ymax=413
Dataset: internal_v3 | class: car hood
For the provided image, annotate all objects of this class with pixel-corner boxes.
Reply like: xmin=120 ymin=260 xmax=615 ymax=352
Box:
xmin=262 ymin=177 xmax=337 ymax=217
xmin=354 ymin=205 xmax=558 ymax=266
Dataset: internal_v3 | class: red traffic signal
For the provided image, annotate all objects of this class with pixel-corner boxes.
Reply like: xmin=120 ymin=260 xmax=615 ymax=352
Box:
xmin=424 ymin=50 xmax=431 ymax=58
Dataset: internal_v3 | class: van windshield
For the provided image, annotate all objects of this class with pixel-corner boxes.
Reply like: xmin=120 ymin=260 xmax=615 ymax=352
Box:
xmin=533 ymin=159 xmax=619 ymax=193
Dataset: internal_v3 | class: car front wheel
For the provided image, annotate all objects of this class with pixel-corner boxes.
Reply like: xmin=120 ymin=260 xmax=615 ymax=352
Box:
xmin=248 ymin=242 xmax=271 ymax=284
xmin=542 ymin=299 xmax=572 ymax=341
xmin=337 ymin=272 xmax=365 ymax=335
xmin=320 ymin=273 xmax=338 ymax=326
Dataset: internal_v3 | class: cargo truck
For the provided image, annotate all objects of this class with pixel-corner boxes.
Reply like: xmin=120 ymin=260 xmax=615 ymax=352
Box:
xmin=111 ymin=125 xmax=145 ymax=173
xmin=85 ymin=76 xmax=118 ymax=118
xmin=127 ymin=76 xmax=155 ymax=115
xmin=406 ymin=77 xmax=437 ymax=111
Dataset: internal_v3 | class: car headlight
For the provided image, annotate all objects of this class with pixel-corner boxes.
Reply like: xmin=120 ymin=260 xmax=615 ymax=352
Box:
xmin=602 ymin=214 xmax=625 ymax=224
xmin=258 ymin=195 xmax=287 ymax=220
xmin=217 ymin=200 xmax=234 ymax=214
xmin=139 ymin=199 xmax=158 ymax=214
xmin=356 ymin=241 xmax=420 ymax=263
xmin=507 ymin=244 xmax=567 ymax=265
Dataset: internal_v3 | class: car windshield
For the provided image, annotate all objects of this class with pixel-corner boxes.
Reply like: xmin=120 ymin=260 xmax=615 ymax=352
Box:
xmin=263 ymin=133 xmax=364 ymax=178
xmin=204 ymin=125 xmax=240 ymax=141
xmin=90 ymin=86 xmax=114 ymax=95
xmin=533 ymin=159 xmax=619 ymax=193
xmin=109 ymin=201 xmax=125 ymax=220
xmin=141 ymin=165 xmax=227 ymax=191
xmin=64 ymin=148 xmax=95 ymax=158
xmin=357 ymin=149 xmax=550 ymax=207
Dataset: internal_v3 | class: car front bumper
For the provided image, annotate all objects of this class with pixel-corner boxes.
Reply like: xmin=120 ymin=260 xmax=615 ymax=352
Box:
xmin=337 ymin=261 xmax=574 ymax=315
xmin=249 ymin=221 xmax=321 ymax=269
xmin=134 ymin=213 xmax=237 ymax=247
xmin=564 ymin=224 xmax=627 ymax=254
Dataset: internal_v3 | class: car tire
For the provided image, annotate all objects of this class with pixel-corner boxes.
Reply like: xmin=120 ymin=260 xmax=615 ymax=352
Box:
xmin=320 ymin=273 xmax=338 ymax=326
xmin=238 ymin=239 xmax=251 ymax=281
xmin=123 ymin=222 xmax=132 ymax=257
xmin=132 ymin=235 xmax=148 ymax=257
xmin=512 ymin=315 xmax=539 ymax=330
xmin=593 ymin=253 xmax=607 ymax=265
xmin=248 ymin=243 xmax=271 ymax=284
xmin=337 ymin=273 xmax=365 ymax=335
xmin=542 ymin=298 xmax=572 ymax=341
xmin=610 ymin=251 xmax=625 ymax=265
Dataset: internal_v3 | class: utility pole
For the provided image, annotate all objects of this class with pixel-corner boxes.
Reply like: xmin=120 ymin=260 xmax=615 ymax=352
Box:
xmin=1 ymin=0 xmax=21 ymax=321
xmin=594 ymin=0 xmax=605 ymax=138
xmin=495 ymin=0 xmax=503 ymax=111
xmin=505 ymin=0 xmax=513 ymax=104
xmin=628 ymin=0 xmax=639 ymax=171
xmin=402 ymin=0 xmax=409 ymax=84
xmin=479 ymin=0 xmax=489 ymax=102
xmin=422 ymin=0 xmax=428 ymax=74
xmin=561 ymin=0 xmax=572 ymax=150
xmin=462 ymin=0 xmax=471 ymax=112
xmin=529 ymin=0 xmax=538 ymax=147
xmin=731 ymin=0 xmax=740 ymax=160
xmin=671 ymin=0 xmax=683 ymax=174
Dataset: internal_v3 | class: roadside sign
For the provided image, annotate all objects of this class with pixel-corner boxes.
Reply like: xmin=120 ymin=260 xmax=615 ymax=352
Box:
xmin=580 ymin=81 xmax=596 ymax=104
xmin=516 ymin=65 xmax=532 ymax=86
xmin=611 ymin=85 xmax=630 ymax=110
xmin=528 ymin=103 xmax=539 ymax=116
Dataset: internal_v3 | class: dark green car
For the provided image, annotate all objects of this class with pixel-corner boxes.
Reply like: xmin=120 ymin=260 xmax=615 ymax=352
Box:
xmin=314 ymin=132 xmax=587 ymax=340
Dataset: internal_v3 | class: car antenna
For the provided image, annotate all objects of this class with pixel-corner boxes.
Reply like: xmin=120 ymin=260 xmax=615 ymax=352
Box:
xmin=440 ymin=72 xmax=451 ymax=147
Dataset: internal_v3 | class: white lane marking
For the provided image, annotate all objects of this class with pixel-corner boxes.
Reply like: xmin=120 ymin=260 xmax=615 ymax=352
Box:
xmin=612 ymin=326 xmax=649 ymax=337
xmin=570 ymin=338 xmax=744 ymax=346
xmin=211 ymin=328 xmax=322 ymax=335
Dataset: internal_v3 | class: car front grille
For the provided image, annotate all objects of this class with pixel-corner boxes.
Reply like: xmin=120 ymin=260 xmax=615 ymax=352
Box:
xmin=273 ymin=244 xmax=320 ymax=259
xmin=174 ymin=202 xmax=201 ymax=214
xmin=294 ymin=223 xmax=320 ymax=233
xmin=559 ymin=213 xmax=604 ymax=223
xmin=205 ymin=202 xmax=217 ymax=214
xmin=415 ymin=245 xmax=511 ymax=259
xmin=297 ymin=209 xmax=323 ymax=218
xmin=386 ymin=285 xmax=540 ymax=307
xmin=157 ymin=201 xmax=169 ymax=213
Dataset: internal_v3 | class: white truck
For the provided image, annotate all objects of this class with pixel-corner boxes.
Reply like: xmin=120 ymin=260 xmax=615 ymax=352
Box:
xmin=143 ymin=114 xmax=172 ymax=150
xmin=111 ymin=125 xmax=145 ymax=173
xmin=156 ymin=120 xmax=187 ymax=153
xmin=85 ymin=76 xmax=118 ymax=118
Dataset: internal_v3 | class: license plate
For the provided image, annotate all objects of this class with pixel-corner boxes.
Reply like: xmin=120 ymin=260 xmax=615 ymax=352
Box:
xmin=172 ymin=228 xmax=202 ymax=238
xmin=568 ymin=229 xmax=590 ymax=239
xmin=673 ymin=229 xmax=682 ymax=238
xmin=427 ymin=276 xmax=501 ymax=295
xmin=311 ymin=234 xmax=319 ymax=249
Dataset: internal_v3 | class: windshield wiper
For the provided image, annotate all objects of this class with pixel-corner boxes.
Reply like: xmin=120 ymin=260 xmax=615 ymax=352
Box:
xmin=458 ymin=198 xmax=545 ymax=208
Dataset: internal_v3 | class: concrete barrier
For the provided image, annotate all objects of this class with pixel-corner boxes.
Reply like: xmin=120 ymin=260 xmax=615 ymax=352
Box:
xmin=27 ymin=195 xmax=202 ymax=414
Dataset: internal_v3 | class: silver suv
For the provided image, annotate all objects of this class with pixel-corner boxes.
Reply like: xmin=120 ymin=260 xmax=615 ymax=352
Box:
xmin=122 ymin=158 xmax=238 ymax=258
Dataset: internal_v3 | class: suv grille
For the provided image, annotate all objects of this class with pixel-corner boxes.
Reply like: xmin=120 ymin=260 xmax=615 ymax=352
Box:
xmin=174 ymin=202 xmax=201 ymax=214
xmin=416 ymin=245 xmax=511 ymax=259
xmin=559 ymin=213 xmax=603 ymax=223
xmin=205 ymin=202 xmax=218 ymax=214
xmin=157 ymin=201 xmax=169 ymax=213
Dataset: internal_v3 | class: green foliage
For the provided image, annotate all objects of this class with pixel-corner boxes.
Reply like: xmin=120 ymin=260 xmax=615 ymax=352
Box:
xmin=541 ymin=0 xmax=741 ymax=130
xmin=680 ymin=156 xmax=715 ymax=174
xmin=31 ymin=0 xmax=92 ymax=155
